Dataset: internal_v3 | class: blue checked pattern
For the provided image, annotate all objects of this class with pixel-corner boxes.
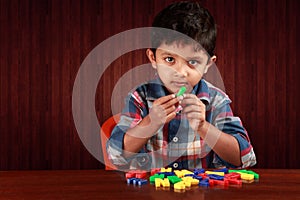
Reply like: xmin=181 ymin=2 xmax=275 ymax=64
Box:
xmin=107 ymin=78 xmax=256 ymax=170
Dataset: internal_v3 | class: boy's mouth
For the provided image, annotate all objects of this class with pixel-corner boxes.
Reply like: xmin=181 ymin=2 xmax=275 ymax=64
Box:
xmin=171 ymin=81 xmax=188 ymax=87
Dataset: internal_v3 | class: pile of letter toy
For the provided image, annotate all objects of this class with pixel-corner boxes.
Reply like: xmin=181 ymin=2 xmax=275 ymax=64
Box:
xmin=126 ymin=168 xmax=259 ymax=192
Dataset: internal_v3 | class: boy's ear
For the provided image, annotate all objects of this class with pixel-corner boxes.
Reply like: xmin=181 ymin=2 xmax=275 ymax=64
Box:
xmin=146 ymin=49 xmax=157 ymax=69
xmin=204 ymin=55 xmax=217 ymax=74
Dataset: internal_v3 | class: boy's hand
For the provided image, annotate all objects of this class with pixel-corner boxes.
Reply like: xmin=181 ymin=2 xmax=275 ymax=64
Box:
xmin=181 ymin=94 xmax=206 ymax=132
xmin=149 ymin=94 xmax=180 ymax=127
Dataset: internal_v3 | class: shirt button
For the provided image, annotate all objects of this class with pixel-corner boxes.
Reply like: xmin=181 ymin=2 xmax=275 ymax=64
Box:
xmin=140 ymin=157 xmax=146 ymax=162
xmin=172 ymin=137 xmax=178 ymax=143
xmin=173 ymin=162 xmax=178 ymax=168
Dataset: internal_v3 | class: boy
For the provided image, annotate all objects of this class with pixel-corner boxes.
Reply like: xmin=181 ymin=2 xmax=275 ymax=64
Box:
xmin=107 ymin=1 xmax=256 ymax=170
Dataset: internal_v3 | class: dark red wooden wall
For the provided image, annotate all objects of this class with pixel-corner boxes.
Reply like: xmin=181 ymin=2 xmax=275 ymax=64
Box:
xmin=0 ymin=0 xmax=299 ymax=170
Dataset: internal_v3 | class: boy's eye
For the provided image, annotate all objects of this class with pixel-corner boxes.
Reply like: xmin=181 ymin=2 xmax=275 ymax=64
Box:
xmin=188 ymin=60 xmax=199 ymax=66
xmin=164 ymin=57 xmax=175 ymax=63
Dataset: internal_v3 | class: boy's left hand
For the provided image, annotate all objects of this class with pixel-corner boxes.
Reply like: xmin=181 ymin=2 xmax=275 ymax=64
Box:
xmin=181 ymin=94 xmax=206 ymax=132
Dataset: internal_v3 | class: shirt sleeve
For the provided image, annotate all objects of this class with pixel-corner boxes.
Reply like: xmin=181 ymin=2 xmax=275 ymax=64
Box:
xmin=211 ymin=97 xmax=257 ymax=168
xmin=106 ymin=90 xmax=151 ymax=169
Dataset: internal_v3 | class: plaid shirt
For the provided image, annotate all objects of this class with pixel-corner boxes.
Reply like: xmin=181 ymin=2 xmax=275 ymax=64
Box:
xmin=107 ymin=78 xmax=256 ymax=170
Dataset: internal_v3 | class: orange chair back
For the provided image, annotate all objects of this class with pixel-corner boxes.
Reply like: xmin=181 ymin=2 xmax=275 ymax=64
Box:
xmin=100 ymin=114 xmax=120 ymax=170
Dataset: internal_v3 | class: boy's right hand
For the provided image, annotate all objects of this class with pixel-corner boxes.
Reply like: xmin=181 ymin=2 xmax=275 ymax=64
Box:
xmin=123 ymin=94 xmax=181 ymax=155
xmin=149 ymin=94 xmax=181 ymax=127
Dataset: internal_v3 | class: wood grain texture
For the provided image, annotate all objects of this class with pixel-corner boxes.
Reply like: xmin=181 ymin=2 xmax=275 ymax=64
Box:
xmin=0 ymin=0 xmax=299 ymax=170
xmin=0 ymin=169 xmax=300 ymax=199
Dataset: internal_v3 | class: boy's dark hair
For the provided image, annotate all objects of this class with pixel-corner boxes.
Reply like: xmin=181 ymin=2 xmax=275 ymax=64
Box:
xmin=151 ymin=1 xmax=216 ymax=57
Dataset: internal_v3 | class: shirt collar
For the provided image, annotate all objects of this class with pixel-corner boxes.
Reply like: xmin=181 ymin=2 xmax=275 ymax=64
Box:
xmin=146 ymin=78 xmax=169 ymax=100
xmin=146 ymin=78 xmax=211 ymax=105
xmin=192 ymin=79 xmax=211 ymax=105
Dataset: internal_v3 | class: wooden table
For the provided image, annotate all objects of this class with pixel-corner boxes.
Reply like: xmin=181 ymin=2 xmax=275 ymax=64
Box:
xmin=0 ymin=169 xmax=299 ymax=199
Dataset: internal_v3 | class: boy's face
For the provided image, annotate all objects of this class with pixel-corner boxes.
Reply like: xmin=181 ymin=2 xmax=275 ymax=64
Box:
xmin=147 ymin=42 xmax=215 ymax=94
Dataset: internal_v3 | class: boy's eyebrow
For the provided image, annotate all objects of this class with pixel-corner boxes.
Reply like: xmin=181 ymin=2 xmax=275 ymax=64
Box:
xmin=186 ymin=56 xmax=204 ymax=62
xmin=160 ymin=50 xmax=206 ymax=63
xmin=160 ymin=51 xmax=175 ymax=56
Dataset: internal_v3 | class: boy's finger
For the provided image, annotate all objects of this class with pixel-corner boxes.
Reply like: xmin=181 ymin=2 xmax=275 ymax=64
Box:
xmin=154 ymin=94 xmax=177 ymax=105
xmin=164 ymin=105 xmax=177 ymax=114
xmin=182 ymin=105 xmax=202 ymax=114
xmin=182 ymin=98 xmax=203 ymax=107
xmin=182 ymin=93 xmax=195 ymax=98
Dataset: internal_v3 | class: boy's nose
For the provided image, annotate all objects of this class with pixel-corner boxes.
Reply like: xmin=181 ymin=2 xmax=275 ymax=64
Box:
xmin=174 ymin=64 xmax=188 ymax=77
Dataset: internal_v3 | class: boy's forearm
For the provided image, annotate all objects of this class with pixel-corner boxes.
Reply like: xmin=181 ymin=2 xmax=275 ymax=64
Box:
xmin=123 ymin=134 xmax=149 ymax=158
xmin=199 ymin=121 xmax=242 ymax=167
xmin=122 ymin=117 xmax=242 ymax=166
xmin=122 ymin=115 xmax=160 ymax=158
